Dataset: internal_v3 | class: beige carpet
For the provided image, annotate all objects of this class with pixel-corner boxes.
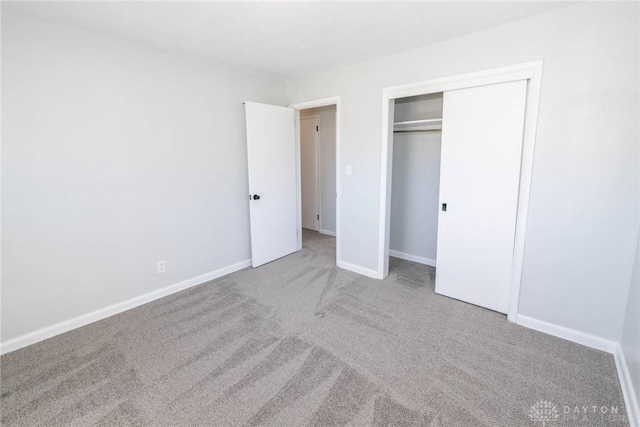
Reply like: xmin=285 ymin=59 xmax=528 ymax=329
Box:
xmin=0 ymin=230 xmax=628 ymax=426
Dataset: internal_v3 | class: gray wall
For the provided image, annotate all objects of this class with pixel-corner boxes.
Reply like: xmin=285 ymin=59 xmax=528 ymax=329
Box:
xmin=301 ymin=106 xmax=337 ymax=234
xmin=1 ymin=12 xmax=287 ymax=342
xmin=287 ymin=2 xmax=639 ymax=342
xmin=621 ymin=231 xmax=640 ymax=416
xmin=394 ymin=94 xmax=443 ymax=123
xmin=390 ymin=94 xmax=442 ymax=263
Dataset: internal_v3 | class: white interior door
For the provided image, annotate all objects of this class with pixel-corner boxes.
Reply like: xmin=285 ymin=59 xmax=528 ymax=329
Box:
xmin=245 ymin=102 xmax=298 ymax=267
xmin=301 ymin=117 xmax=319 ymax=231
xmin=435 ymin=80 xmax=527 ymax=314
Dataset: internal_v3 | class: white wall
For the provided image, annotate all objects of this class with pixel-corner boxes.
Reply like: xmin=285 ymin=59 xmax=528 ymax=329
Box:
xmin=287 ymin=2 xmax=639 ymax=342
xmin=1 ymin=12 xmax=287 ymax=343
xmin=390 ymin=94 xmax=442 ymax=263
xmin=301 ymin=105 xmax=336 ymax=234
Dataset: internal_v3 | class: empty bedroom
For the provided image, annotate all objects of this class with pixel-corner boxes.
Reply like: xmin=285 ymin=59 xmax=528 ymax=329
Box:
xmin=1 ymin=1 xmax=639 ymax=426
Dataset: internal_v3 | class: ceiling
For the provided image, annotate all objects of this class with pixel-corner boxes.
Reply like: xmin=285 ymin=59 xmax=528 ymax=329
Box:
xmin=3 ymin=1 xmax=573 ymax=79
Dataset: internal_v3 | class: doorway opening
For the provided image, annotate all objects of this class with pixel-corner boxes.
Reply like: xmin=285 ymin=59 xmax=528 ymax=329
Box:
xmin=243 ymin=98 xmax=340 ymax=268
xmin=389 ymin=93 xmax=443 ymax=272
xmin=297 ymin=104 xmax=337 ymax=259
xmin=387 ymin=93 xmax=443 ymax=303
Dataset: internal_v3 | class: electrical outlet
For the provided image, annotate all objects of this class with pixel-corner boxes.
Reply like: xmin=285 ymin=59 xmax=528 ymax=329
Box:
xmin=346 ymin=165 xmax=352 ymax=175
xmin=157 ymin=261 xmax=166 ymax=274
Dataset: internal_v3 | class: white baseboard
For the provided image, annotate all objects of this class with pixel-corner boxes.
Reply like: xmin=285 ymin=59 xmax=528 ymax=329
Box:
xmin=516 ymin=315 xmax=617 ymax=353
xmin=517 ymin=315 xmax=637 ymax=425
xmin=614 ymin=344 xmax=640 ymax=427
xmin=337 ymin=260 xmax=379 ymax=279
xmin=0 ymin=259 xmax=252 ymax=355
xmin=389 ymin=250 xmax=436 ymax=267
xmin=319 ymin=229 xmax=336 ymax=237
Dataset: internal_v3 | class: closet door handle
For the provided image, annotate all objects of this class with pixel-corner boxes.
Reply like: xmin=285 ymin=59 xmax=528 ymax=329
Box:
xmin=442 ymin=203 xmax=447 ymax=212
xmin=253 ymin=194 xmax=261 ymax=200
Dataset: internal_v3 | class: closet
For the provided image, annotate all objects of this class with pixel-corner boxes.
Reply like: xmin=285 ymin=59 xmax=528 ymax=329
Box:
xmin=389 ymin=93 xmax=443 ymax=268
xmin=387 ymin=79 xmax=529 ymax=314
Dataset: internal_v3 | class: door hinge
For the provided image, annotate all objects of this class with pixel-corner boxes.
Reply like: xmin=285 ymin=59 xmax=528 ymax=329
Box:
xmin=316 ymin=125 xmax=319 ymax=131
xmin=317 ymin=214 xmax=319 ymax=220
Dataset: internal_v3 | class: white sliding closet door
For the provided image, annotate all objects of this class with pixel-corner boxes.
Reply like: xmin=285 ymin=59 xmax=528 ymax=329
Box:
xmin=245 ymin=102 xmax=298 ymax=267
xmin=435 ymin=80 xmax=527 ymax=314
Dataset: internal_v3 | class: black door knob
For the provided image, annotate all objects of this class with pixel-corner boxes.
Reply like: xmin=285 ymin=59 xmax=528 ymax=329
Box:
xmin=253 ymin=194 xmax=260 ymax=200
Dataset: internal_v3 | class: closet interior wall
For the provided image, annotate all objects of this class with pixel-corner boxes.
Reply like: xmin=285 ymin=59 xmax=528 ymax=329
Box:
xmin=390 ymin=93 xmax=443 ymax=266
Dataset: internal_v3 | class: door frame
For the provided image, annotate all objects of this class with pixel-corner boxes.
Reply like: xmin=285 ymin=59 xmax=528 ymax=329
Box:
xmin=377 ymin=61 xmax=543 ymax=322
xmin=300 ymin=114 xmax=321 ymax=232
xmin=289 ymin=96 xmax=341 ymax=265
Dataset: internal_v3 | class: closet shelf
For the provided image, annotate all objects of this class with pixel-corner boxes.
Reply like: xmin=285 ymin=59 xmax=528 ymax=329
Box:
xmin=393 ymin=118 xmax=442 ymax=132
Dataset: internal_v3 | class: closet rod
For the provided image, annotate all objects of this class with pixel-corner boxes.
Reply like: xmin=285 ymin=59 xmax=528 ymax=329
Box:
xmin=393 ymin=129 xmax=442 ymax=133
